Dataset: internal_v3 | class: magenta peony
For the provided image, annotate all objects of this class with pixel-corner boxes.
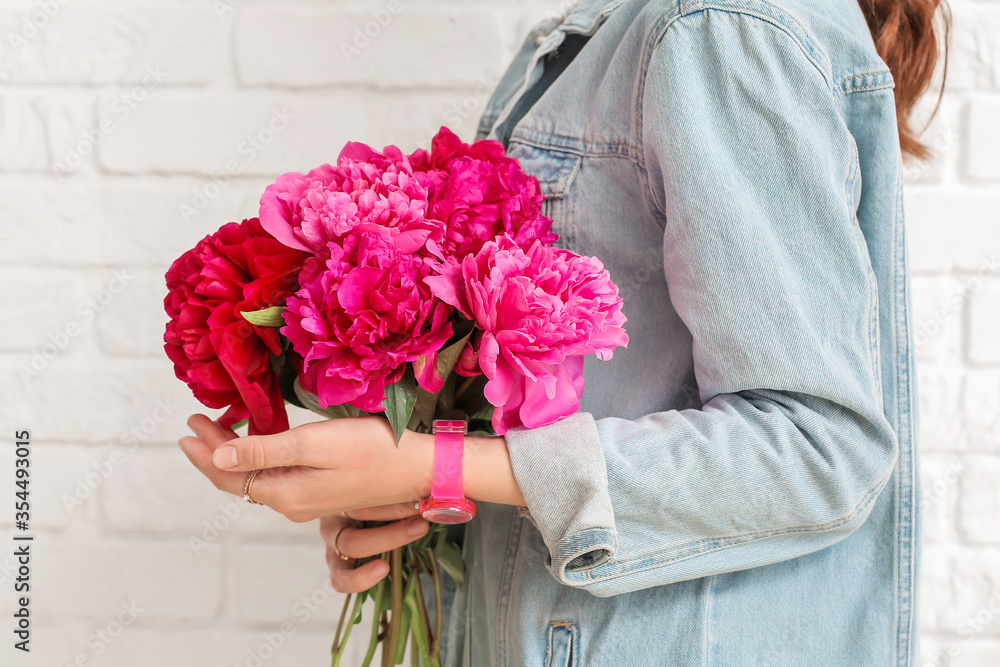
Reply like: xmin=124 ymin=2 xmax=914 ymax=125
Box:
xmin=426 ymin=236 xmax=629 ymax=434
xmin=282 ymin=226 xmax=453 ymax=412
xmin=259 ymin=142 xmax=442 ymax=256
xmin=163 ymin=218 xmax=309 ymax=435
xmin=410 ymin=127 xmax=558 ymax=260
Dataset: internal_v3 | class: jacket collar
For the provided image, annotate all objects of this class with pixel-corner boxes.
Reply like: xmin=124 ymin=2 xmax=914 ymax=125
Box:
xmin=559 ymin=0 xmax=625 ymax=35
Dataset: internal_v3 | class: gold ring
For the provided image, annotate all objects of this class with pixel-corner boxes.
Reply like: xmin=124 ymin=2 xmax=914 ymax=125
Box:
xmin=243 ymin=469 xmax=264 ymax=505
xmin=333 ymin=524 xmax=353 ymax=561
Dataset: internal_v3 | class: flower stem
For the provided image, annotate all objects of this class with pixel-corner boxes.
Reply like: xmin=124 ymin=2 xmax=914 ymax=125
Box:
xmin=413 ymin=562 xmax=432 ymax=641
xmin=409 ymin=567 xmax=436 ymax=667
xmin=383 ymin=548 xmax=404 ymax=667
xmin=454 ymin=376 xmax=476 ymax=400
xmin=336 ymin=592 xmax=365 ymax=666
xmin=331 ymin=592 xmax=353 ymax=667
xmin=361 ymin=578 xmax=386 ymax=667
xmin=428 ymin=551 xmax=443 ymax=661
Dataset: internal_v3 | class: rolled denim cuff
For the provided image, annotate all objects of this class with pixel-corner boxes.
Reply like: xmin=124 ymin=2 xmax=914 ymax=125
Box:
xmin=504 ymin=411 xmax=618 ymax=585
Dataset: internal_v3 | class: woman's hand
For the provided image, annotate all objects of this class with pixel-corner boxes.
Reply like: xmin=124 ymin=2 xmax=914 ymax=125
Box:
xmin=178 ymin=412 xmax=528 ymax=593
xmin=178 ymin=414 xmax=436 ymax=592
xmin=177 ymin=413 xmax=435 ymax=522
xmin=320 ymin=504 xmax=431 ymax=594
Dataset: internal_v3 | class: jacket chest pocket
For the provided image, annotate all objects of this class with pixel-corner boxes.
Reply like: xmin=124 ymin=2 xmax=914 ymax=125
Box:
xmin=505 ymin=141 xmax=583 ymax=251
xmin=544 ymin=621 xmax=578 ymax=667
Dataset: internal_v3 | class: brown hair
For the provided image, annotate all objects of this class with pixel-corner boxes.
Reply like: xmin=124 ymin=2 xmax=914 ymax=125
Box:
xmin=858 ymin=0 xmax=952 ymax=161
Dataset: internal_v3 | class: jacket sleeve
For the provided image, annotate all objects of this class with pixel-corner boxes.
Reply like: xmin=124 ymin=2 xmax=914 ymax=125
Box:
xmin=501 ymin=9 xmax=899 ymax=597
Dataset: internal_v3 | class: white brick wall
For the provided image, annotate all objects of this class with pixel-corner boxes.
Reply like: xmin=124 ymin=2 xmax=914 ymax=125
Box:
xmin=0 ymin=1 xmax=995 ymax=665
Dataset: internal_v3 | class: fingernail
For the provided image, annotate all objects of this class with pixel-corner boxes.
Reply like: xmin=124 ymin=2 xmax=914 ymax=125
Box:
xmin=407 ymin=517 xmax=428 ymax=536
xmin=213 ymin=446 xmax=238 ymax=469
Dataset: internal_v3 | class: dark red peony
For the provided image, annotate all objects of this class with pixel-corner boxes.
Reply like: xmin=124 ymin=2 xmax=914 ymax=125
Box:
xmin=163 ymin=218 xmax=309 ymax=435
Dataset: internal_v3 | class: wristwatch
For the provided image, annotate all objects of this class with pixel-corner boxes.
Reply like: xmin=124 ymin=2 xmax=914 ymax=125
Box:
xmin=418 ymin=420 xmax=477 ymax=524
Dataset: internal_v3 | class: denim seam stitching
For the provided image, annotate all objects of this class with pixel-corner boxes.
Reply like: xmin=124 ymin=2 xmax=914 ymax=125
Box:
xmin=506 ymin=135 xmax=666 ymax=227
xmin=640 ymin=159 xmax=668 ymax=222
xmin=846 ymin=136 xmax=883 ymax=406
xmin=495 ymin=515 xmax=523 ymax=666
xmin=892 ymin=172 xmax=905 ymax=667
xmin=892 ymin=168 xmax=916 ymax=666
xmin=509 ymin=129 xmax=643 ymax=161
xmin=570 ymin=472 xmax=889 ymax=583
xmin=702 ymin=574 xmax=716 ymax=667
xmin=838 ymin=69 xmax=894 ymax=95
xmin=841 ymin=82 xmax=895 ymax=95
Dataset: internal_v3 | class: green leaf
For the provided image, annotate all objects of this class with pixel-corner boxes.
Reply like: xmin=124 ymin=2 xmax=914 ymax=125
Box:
xmin=411 ymin=386 xmax=438 ymax=431
xmin=454 ymin=375 xmax=491 ymax=422
xmin=230 ymin=418 xmax=248 ymax=430
xmin=434 ymin=539 xmax=465 ymax=589
xmin=438 ymin=408 xmax=468 ymax=422
xmin=412 ymin=319 xmax=474 ymax=396
xmin=279 ymin=366 xmax=305 ymax=410
xmin=433 ymin=320 xmax=475 ymax=379
xmin=437 ymin=372 xmax=458 ymax=412
xmin=469 ymin=402 xmax=494 ymax=422
xmin=239 ymin=305 xmax=286 ymax=328
xmin=382 ymin=367 xmax=417 ymax=446
xmin=292 ymin=376 xmax=361 ymax=420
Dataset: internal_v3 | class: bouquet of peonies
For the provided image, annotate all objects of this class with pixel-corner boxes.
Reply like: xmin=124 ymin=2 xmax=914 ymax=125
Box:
xmin=163 ymin=127 xmax=628 ymax=665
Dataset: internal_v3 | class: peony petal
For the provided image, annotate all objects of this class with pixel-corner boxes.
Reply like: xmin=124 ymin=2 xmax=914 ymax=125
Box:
xmin=413 ymin=352 xmax=445 ymax=393
xmin=518 ymin=356 xmax=584 ymax=429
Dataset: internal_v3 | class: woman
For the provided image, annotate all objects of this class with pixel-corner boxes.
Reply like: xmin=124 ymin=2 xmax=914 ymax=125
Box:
xmin=180 ymin=0 xmax=948 ymax=663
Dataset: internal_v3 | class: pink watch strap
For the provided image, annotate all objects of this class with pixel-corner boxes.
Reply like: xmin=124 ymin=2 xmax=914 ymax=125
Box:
xmin=430 ymin=420 xmax=466 ymax=500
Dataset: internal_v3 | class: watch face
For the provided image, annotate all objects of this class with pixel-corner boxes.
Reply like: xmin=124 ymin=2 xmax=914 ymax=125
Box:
xmin=419 ymin=498 xmax=476 ymax=524
xmin=422 ymin=507 xmax=475 ymax=524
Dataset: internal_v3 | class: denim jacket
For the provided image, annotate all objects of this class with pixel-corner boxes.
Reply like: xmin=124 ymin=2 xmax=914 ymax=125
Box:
xmin=442 ymin=0 xmax=920 ymax=664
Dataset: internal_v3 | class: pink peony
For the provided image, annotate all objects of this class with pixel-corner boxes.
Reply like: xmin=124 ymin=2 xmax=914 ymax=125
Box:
xmin=410 ymin=127 xmax=558 ymax=259
xmin=259 ymin=142 xmax=442 ymax=256
xmin=426 ymin=236 xmax=628 ymax=434
xmin=163 ymin=218 xmax=309 ymax=435
xmin=283 ymin=227 xmax=453 ymax=412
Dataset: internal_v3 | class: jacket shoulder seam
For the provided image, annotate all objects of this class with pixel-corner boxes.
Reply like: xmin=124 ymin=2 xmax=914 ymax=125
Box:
xmin=636 ymin=0 xmax=842 ymax=222
xmin=664 ymin=0 xmax=835 ymax=89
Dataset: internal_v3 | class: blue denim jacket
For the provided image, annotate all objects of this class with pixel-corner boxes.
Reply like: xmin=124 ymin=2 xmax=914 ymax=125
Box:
xmin=442 ymin=0 xmax=920 ymax=664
